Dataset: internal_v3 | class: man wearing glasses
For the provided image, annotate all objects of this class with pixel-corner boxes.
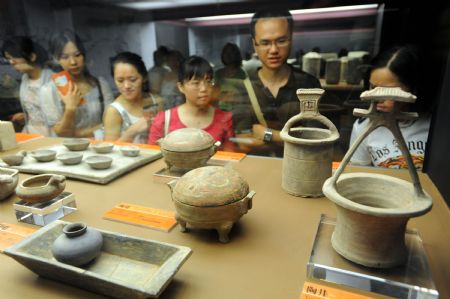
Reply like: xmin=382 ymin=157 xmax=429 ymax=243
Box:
xmin=234 ymin=8 xmax=321 ymax=156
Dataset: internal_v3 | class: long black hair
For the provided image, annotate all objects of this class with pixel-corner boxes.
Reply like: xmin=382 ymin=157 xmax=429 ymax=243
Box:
xmin=370 ymin=45 xmax=427 ymax=112
xmin=110 ymin=51 xmax=150 ymax=93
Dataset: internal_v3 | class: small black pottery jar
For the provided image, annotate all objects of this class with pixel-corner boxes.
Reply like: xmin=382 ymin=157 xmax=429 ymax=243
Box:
xmin=52 ymin=222 xmax=103 ymax=266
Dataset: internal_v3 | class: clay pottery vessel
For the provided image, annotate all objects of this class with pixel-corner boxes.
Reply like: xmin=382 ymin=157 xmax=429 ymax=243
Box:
xmin=2 ymin=150 xmax=27 ymax=166
xmin=120 ymin=145 xmax=140 ymax=157
xmin=168 ymin=166 xmax=255 ymax=243
xmin=91 ymin=142 xmax=114 ymax=154
xmin=57 ymin=152 xmax=83 ymax=165
xmin=159 ymin=128 xmax=220 ymax=171
xmin=280 ymin=89 xmax=339 ymax=197
xmin=85 ymin=155 xmax=113 ymax=170
xmin=30 ymin=149 xmax=57 ymax=162
xmin=16 ymin=174 xmax=66 ymax=204
xmin=63 ymin=138 xmax=90 ymax=151
xmin=0 ymin=167 xmax=19 ymax=200
xmin=302 ymin=52 xmax=322 ymax=79
xmin=52 ymin=222 xmax=103 ymax=266
xmin=325 ymin=58 xmax=341 ymax=84
xmin=322 ymin=87 xmax=433 ymax=268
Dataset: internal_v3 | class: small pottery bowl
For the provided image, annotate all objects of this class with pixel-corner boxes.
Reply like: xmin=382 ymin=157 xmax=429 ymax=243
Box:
xmin=1 ymin=150 xmax=27 ymax=166
xmin=30 ymin=149 xmax=57 ymax=162
xmin=86 ymin=155 xmax=113 ymax=170
xmin=57 ymin=152 xmax=83 ymax=165
xmin=16 ymin=174 xmax=66 ymax=204
xmin=92 ymin=143 xmax=114 ymax=154
xmin=0 ymin=167 xmax=19 ymax=201
xmin=120 ymin=146 xmax=140 ymax=157
xmin=63 ymin=138 xmax=90 ymax=151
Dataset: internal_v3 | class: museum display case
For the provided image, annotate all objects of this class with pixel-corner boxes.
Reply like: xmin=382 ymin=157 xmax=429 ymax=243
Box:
xmin=0 ymin=1 xmax=449 ymax=298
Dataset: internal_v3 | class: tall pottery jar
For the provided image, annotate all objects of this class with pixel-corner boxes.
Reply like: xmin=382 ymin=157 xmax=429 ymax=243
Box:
xmin=280 ymin=88 xmax=339 ymax=197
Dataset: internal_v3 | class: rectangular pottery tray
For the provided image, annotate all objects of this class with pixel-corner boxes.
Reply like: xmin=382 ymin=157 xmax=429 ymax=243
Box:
xmin=4 ymin=220 xmax=192 ymax=299
xmin=0 ymin=144 xmax=162 ymax=184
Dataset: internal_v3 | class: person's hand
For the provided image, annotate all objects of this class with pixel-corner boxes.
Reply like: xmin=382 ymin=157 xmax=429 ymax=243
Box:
xmin=57 ymin=81 xmax=82 ymax=110
xmin=10 ymin=112 xmax=25 ymax=124
xmin=252 ymin=124 xmax=267 ymax=141
xmin=128 ymin=117 xmax=149 ymax=135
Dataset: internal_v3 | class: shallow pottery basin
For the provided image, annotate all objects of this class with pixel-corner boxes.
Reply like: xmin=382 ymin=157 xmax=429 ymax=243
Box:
xmin=57 ymin=152 xmax=83 ymax=165
xmin=4 ymin=220 xmax=192 ymax=299
xmin=323 ymin=172 xmax=432 ymax=268
xmin=15 ymin=174 xmax=66 ymax=204
xmin=86 ymin=155 xmax=113 ymax=170
xmin=120 ymin=145 xmax=140 ymax=157
xmin=63 ymin=138 xmax=90 ymax=151
xmin=159 ymin=128 xmax=220 ymax=171
xmin=92 ymin=142 xmax=114 ymax=154
xmin=1 ymin=150 xmax=26 ymax=166
xmin=0 ymin=167 xmax=19 ymax=200
xmin=30 ymin=149 xmax=57 ymax=162
xmin=168 ymin=166 xmax=255 ymax=243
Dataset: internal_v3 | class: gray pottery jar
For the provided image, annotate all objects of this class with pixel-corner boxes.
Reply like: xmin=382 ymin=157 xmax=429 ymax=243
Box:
xmin=52 ymin=223 xmax=103 ymax=266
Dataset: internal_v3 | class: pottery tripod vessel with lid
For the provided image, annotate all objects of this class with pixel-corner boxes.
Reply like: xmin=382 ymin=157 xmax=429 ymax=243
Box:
xmin=280 ymin=88 xmax=339 ymax=197
xmin=322 ymin=87 xmax=433 ymax=268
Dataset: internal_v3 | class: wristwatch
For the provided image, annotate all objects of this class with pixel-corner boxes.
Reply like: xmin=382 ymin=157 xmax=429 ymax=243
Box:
xmin=263 ymin=128 xmax=273 ymax=142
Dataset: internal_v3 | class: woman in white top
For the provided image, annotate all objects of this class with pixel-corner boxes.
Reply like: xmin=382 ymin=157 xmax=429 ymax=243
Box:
xmin=40 ymin=30 xmax=113 ymax=137
xmin=350 ymin=45 xmax=431 ymax=169
xmin=103 ymin=52 xmax=163 ymax=143
xmin=1 ymin=36 xmax=53 ymax=135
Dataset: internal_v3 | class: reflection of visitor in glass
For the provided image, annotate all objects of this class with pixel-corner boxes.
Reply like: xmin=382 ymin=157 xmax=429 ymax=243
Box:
xmin=160 ymin=50 xmax=185 ymax=109
xmin=147 ymin=46 xmax=169 ymax=96
xmin=103 ymin=52 xmax=163 ymax=144
xmin=149 ymin=56 xmax=235 ymax=152
xmin=1 ymin=36 xmax=53 ymax=135
xmin=40 ymin=30 xmax=114 ymax=137
xmin=350 ymin=45 xmax=430 ymax=169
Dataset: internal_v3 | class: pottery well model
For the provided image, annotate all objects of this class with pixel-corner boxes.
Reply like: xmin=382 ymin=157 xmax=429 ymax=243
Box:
xmin=16 ymin=174 xmax=66 ymax=204
xmin=0 ymin=167 xmax=19 ymax=200
xmin=30 ymin=149 xmax=57 ymax=162
xmin=91 ymin=143 xmax=114 ymax=154
xmin=85 ymin=155 xmax=113 ymax=170
xmin=280 ymin=89 xmax=339 ymax=197
xmin=159 ymin=128 xmax=220 ymax=171
xmin=120 ymin=145 xmax=140 ymax=157
xmin=322 ymin=87 xmax=433 ymax=268
xmin=63 ymin=138 xmax=91 ymax=151
xmin=167 ymin=166 xmax=255 ymax=243
xmin=57 ymin=152 xmax=83 ymax=165
xmin=1 ymin=150 xmax=26 ymax=166
xmin=52 ymin=222 xmax=103 ymax=266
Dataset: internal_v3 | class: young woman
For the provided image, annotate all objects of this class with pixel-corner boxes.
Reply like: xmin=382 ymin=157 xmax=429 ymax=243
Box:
xmin=1 ymin=36 xmax=53 ymax=135
xmin=148 ymin=55 xmax=235 ymax=151
xmin=103 ymin=52 xmax=163 ymax=143
xmin=40 ymin=30 xmax=114 ymax=137
xmin=350 ymin=46 xmax=430 ymax=169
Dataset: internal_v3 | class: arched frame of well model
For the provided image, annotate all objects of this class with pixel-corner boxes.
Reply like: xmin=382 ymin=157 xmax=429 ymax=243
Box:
xmin=322 ymin=87 xmax=433 ymax=268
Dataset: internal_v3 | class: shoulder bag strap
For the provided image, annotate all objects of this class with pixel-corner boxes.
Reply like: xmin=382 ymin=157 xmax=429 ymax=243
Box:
xmin=243 ymin=76 xmax=268 ymax=127
xmin=164 ymin=109 xmax=171 ymax=137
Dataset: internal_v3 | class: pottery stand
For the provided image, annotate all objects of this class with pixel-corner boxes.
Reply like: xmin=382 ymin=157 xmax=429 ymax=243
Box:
xmin=280 ymin=89 xmax=339 ymax=197
xmin=322 ymin=87 xmax=433 ymax=268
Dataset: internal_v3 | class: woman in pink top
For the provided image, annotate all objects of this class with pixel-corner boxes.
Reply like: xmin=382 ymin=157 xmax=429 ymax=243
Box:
xmin=148 ymin=56 xmax=235 ymax=151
